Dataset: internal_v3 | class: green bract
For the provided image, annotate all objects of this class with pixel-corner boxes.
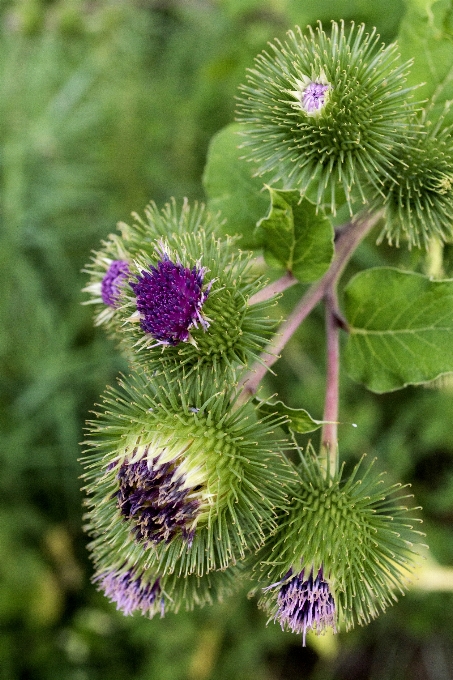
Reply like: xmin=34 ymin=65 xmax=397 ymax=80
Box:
xmin=237 ymin=21 xmax=415 ymax=212
xmin=82 ymin=370 xmax=294 ymax=577
xmin=255 ymin=446 xmax=424 ymax=631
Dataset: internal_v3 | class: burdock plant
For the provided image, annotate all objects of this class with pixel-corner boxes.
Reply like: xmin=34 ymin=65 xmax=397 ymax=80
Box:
xmin=80 ymin=16 xmax=453 ymax=647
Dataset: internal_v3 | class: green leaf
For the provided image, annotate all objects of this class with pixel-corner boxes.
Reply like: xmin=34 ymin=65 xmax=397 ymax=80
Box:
xmin=398 ymin=0 xmax=453 ymax=122
xmin=202 ymin=122 xmax=269 ymax=249
xmin=254 ymin=397 xmax=324 ymax=434
xmin=257 ymin=188 xmax=334 ymax=283
xmin=344 ymin=267 xmax=453 ymax=393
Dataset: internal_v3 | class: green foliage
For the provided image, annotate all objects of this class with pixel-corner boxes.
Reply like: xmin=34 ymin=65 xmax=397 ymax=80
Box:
xmin=344 ymin=267 xmax=453 ymax=392
xmin=202 ymin=123 xmax=269 ymax=249
xmin=253 ymin=398 xmax=325 ymax=434
xmin=398 ymin=0 xmax=453 ymax=125
xmin=257 ymin=188 xmax=334 ymax=281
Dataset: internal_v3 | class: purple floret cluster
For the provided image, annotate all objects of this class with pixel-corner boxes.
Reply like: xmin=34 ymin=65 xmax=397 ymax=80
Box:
xmin=101 ymin=260 xmax=130 ymax=307
xmin=95 ymin=569 xmax=162 ymax=616
xmin=272 ymin=567 xmax=336 ymax=645
xmin=131 ymin=254 xmax=211 ymax=345
xmin=116 ymin=455 xmax=200 ymax=546
xmin=302 ymin=82 xmax=329 ymax=114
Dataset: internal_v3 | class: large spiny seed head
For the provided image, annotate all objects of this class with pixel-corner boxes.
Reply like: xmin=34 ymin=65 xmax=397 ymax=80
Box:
xmin=82 ymin=371 xmax=294 ymax=576
xmin=257 ymin=448 xmax=424 ymax=633
xmin=237 ymin=21 xmax=415 ymax=213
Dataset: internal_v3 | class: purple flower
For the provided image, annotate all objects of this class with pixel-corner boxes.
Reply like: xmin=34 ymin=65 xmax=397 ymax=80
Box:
xmin=94 ymin=568 xmax=163 ymax=616
xmin=301 ymin=82 xmax=329 ymax=114
xmin=130 ymin=252 xmax=211 ymax=345
xmin=267 ymin=567 xmax=336 ymax=645
xmin=116 ymin=455 xmax=201 ymax=545
xmin=101 ymin=260 xmax=130 ymax=307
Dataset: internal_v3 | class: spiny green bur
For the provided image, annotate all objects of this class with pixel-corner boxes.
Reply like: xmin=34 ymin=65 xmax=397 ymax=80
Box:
xmin=258 ymin=447 xmax=425 ymax=631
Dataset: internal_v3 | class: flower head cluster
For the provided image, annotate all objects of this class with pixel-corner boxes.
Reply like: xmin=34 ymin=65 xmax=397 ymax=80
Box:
xmin=92 ymin=560 xmax=244 ymax=618
xmin=257 ymin=447 xmax=424 ymax=634
xmin=100 ymin=260 xmax=130 ymax=307
xmin=82 ymin=230 xmax=132 ymax=327
xmin=237 ymin=21 xmax=416 ymax=212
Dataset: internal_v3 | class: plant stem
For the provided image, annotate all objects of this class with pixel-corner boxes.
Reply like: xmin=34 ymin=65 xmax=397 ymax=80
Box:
xmin=320 ymin=288 xmax=341 ymax=476
xmin=238 ymin=209 xmax=383 ymax=399
xmin=248 ymin=271 xmax=298 ymax=305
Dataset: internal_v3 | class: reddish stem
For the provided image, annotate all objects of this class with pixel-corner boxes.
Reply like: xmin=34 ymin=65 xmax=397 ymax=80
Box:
xmin=321 ymin=289 xmax=341 ymax=475
xmin=238 ymin=210 xmax=383 ymax=399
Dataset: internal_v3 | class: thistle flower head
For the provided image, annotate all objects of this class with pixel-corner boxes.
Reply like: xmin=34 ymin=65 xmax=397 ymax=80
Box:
xmin=256 ymin=446 xmax=424 ymax=633
xmin=115 ymin=437 xmax=207 ymax=546
xmin=377 ymin=113 xmax=453 ymax=248
xmin=130 ymin=246 xmax=212 ymax=346
xmin=265 ymin=567 xmax=336 ymax=645
xmin=117 ymin=201 xmax=277 ymax=378
xmin=82 ymin=370 xmax=294 ymax=576
xmin=237 ymin=21 xmax=416 ymax=212
xmin=82 ymin=198 xmax=208 ymax=330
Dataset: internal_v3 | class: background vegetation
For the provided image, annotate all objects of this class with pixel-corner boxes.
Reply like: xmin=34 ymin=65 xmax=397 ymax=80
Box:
xmin=1 ymin=0 xmax=453 ymax=678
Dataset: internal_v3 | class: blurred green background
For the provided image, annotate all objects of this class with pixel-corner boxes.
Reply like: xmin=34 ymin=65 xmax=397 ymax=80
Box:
xmin=1 ymin=0 xmax=453 ymax=678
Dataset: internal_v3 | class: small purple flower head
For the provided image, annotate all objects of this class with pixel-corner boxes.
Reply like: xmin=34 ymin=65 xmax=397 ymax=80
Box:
xmin=288 ymin=72 xmax=331 ymax=118
xmin=116 ymin=454 xmax=201 ymax=546
xmin=130 ymin=249 xmax=212 ymax=346
xmin=94 ymin=568 xmax=163 ymax=616
xmin=101 ymin=260 xmax=130 ymax=307
xmin=301 ymin=82 xmax=329 ymax=115
xmin=267 ymin=567 xmax=336 ymax=646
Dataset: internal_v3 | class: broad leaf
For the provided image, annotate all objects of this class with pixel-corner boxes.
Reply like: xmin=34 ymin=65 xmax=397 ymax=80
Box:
xmin=202 ymin=122 xmax=269 ymax=249
xmin=254 ymin=397 xmax=324 ymax=434
xmin=257 ymin=188 xmax=334 ymax=283
xmin=398 ymin=0 xmax=453 ymax=122
xmin=344 ymin=267 xmax=453 ymax=393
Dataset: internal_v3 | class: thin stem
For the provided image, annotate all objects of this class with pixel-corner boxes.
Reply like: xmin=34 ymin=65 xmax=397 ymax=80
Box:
xmin=238 ymin=209 xmax=383 ymax=399
xmin=248 ymin=271 xmax=298 ymax=305
xmin=320 ymin=289 xmax=341 ymax=476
